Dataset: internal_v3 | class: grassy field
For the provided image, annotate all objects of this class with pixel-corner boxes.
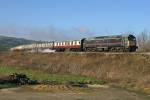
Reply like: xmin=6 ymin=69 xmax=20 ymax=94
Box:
xmin=0 ymin=64 xmax=104 ymax=85
xmin=0 ymin=52 xmax=149 ymax=94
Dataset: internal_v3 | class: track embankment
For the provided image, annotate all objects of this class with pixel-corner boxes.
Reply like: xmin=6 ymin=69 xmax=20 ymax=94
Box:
xmin=0 ymin=52 xmax=150 ymax=94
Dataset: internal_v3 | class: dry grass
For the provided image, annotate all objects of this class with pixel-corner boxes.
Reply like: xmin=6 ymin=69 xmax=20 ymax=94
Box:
xmin=0 ymin=52 xmax=150 ymax=94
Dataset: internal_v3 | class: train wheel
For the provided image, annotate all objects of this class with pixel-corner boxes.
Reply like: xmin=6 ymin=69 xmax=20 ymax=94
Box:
xmin=110 ymin=48 xmax=116 ymax=52
xmin=118 ymin=48 xmax=124 ymax=52
xmin=125 ymin=48 xmax=130 ymax=52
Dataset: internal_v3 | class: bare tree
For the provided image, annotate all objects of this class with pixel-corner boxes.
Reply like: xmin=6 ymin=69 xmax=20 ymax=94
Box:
xmin=138 ymin=30 xmax=150 ymax=52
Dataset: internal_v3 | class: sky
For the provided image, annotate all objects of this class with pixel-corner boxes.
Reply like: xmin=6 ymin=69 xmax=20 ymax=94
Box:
xmin=0 ymin=0 xmax=149 ymax=41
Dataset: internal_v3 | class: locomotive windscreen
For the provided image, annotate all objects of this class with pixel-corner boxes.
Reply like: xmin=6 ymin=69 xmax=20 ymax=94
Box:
xmin=128 ymin=35 xmax=136 ymax=41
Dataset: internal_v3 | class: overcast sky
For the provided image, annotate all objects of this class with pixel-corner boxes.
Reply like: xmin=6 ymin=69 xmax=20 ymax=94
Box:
xmin=0 ymin=0 xmax=149 ymax=40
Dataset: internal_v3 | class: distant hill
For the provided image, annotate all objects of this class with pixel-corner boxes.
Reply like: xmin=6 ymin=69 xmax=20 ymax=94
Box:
xmin=0 ymin=35 xmax=37 ymax=51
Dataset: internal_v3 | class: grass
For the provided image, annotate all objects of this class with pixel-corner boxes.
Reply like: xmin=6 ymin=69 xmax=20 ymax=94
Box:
xmin=0 ymin=64 xmax=105 ymax=85
xmin=0 ymin=53 xmax=149 ymax=94
xmin=0 ymin=83 xmax=18 ymax=89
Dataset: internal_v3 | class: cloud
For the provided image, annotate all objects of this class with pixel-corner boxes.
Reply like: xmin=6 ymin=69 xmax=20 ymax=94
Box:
xmin=0 ymin=26 xmax=17 ymax=37
xmin=71 ymin=26 xmax=96 ymax=38
xmin=72 ymin=27 xmax=90 ymax=33
xmin=0 ymin=26 xmax=96 ymax=41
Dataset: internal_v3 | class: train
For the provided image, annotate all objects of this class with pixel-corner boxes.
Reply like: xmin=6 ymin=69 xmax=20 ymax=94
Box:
xmin=10 ymin=34 xmax=138 ymax=52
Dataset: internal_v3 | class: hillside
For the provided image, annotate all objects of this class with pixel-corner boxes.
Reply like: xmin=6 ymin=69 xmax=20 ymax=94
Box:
xmin=0 ymin=36 xmax=36 ymax=51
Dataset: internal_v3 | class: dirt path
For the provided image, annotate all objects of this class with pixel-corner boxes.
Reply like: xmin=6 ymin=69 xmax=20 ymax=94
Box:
xmin=0 ymin=86 xmax=149 ymax=100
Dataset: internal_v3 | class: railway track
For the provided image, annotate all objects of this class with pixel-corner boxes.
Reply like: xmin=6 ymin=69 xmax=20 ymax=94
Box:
xmin=39 ymin=52 xmax=150 ymax=55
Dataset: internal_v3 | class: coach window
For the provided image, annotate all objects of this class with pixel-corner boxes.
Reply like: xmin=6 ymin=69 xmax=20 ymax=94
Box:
xmin=75 ymin=41 xmax=77 ymax=45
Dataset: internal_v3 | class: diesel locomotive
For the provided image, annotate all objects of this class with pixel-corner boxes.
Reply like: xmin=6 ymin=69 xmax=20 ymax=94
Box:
xmin=11 ymin=34 xmax=138 ymax=52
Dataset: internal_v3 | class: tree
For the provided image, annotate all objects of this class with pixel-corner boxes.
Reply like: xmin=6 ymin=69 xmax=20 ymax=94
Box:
xmin=138 ymin=30 xmax=150 ymax=52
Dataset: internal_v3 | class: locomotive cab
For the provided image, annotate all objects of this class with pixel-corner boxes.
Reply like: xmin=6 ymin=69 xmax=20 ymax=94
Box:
xmin=127 ymin=35 xmax=138 ymax=52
